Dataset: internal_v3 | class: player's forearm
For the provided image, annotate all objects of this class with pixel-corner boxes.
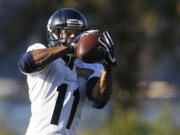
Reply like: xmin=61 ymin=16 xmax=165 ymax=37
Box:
xmin=32 ymin=46 xmax=72 ymax=67
xmin=92 ymin=70 xmax=112 ymax=103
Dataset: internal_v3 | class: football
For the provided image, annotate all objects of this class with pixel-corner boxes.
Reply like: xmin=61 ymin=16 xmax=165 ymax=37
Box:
xmin=76 ymin=32 xmax=105 ymax=63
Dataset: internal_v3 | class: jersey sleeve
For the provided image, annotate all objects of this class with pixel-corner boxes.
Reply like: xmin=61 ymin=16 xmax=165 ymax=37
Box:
xmin=18 ymin=43 xmax=49 ymax=76
xmin=26 ymin=43 xmax=46 ymax=52
xmin=75 ymin=59 xmax=106 ymax=109
xmin=87 ymin=64 xmax=103 ymax=79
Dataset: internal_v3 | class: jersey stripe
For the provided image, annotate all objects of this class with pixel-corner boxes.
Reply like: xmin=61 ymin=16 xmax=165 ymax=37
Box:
xmin=51 ymin=84 xmax=68 ymax=125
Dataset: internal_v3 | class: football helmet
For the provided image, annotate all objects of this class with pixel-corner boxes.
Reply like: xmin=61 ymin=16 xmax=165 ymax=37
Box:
xmin=47 ymin=8 xmax=88 ymax=47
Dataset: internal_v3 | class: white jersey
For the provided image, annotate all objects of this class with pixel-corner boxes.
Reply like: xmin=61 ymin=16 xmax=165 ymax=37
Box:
xmin=23 ymin=43 xmax=103 ymax=135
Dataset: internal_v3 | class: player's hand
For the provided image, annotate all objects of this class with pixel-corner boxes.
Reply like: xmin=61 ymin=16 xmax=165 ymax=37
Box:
xmin=98 ymin=30 xmax=116 ymax=68
xmin=66 ymin=39 xmax=77 ymax=57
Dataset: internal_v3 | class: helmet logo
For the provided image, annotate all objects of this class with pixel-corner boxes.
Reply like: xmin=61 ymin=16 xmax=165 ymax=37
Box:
xmin=67 ymin=19 xmax=83 ymax=27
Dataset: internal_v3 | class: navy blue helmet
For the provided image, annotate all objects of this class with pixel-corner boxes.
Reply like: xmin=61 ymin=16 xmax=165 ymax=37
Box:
xmin=47 ymin=8 xmax=88 ymax=47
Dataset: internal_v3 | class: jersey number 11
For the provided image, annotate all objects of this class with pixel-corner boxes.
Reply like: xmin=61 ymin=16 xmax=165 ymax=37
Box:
xmin=51 ymin=83 xmax=80 ymax=129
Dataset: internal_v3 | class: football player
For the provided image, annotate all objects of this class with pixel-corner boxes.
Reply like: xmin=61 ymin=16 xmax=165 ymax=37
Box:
xmin=18 ymin=8 xmax=116 ymax=135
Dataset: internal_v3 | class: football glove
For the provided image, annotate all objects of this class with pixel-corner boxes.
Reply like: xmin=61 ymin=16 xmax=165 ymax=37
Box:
xmin=98 ymin=30 xmax=116 ymax=71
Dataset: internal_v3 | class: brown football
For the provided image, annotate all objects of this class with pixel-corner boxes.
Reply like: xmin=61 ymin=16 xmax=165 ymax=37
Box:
xmin=76 ymin=32 xmax=105 ymax=63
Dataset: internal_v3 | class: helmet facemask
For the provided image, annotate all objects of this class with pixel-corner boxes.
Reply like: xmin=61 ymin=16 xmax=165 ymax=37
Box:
xmin=47 ymin=25 xmax=62 ymax=47
xmin=48 ymin=26 xmax=84 ymax=47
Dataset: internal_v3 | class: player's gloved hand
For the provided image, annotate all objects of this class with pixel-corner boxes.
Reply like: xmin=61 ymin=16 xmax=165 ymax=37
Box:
xmin=67 ymin=30 xmax=99 ymax=57
xmin=98 ymin=30 xmax=116 ymax=72
xmin=66 ymin=39 xmax=77 ymax=57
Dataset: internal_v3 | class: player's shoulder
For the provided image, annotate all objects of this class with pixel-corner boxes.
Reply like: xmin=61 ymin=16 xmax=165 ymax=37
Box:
xmin=26 ymin=43 xmax=47 ymax=52
xmin=75 ymin=59 xmax=104 ymax=80
xmin=75 ymin=59 xmax=103 ymax=69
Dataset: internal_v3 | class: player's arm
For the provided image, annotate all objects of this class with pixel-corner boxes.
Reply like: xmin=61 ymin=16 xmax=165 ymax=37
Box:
xmin=86 ymin=68 xmax=113 ymax=108
xmin=86 ymin=30 xmax=116 ymax=108
xmin=93 ymin=69 xmax=113 ymax=102
xmin=18 ymin=44 xmax=74 ymax=73
xmin=32 ymin=45 xmax=72 ymax=67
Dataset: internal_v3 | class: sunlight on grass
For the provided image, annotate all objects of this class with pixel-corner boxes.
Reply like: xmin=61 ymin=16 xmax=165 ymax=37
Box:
xmin=78 ymin=106 xmax=180 ymax=135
